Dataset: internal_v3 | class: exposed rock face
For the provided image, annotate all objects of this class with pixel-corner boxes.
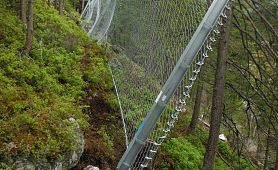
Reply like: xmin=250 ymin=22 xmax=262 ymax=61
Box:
xmin=12 ymin=118 xmax=84 ymax=170
xmin=83 ymin=165 xmax=100 ymax=170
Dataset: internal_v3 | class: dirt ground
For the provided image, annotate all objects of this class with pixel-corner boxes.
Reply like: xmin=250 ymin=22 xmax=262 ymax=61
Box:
xmin=71 ymin=86 xmax=126 ymax=170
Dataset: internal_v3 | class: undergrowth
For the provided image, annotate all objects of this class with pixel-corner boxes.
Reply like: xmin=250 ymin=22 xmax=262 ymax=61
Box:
xmin=0 ymin=0 xmax=114 ymax=167
xmin=155 ymin=114 xmax=258 ymax=170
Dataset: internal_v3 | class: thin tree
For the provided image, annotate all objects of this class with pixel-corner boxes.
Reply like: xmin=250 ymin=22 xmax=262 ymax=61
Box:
xmin=202 ymin=8 xmax=232 ymax=170
xmin=257 ymin=127 xmax=263 ymax=162
xmin=20 ymin=0 xmax=26 ymax=23
xmin=72 ymin=0 xmax=75 ymax=10
xmin=59 ymin=0 xmax=63 ymax=15
xmin=263 ymin=129 xmax=271 ymax=170
xmin=230 ymin=1 xmax=277 ymax=166
xmin=188 ymin=0 xmax=211 ymax=135
xmin=54 ymin=0 xmax=58 ymax=9
xmin=187 ymin=85 xmax=203 ymax=133
xmin=81 ymin=0 xmax=85 ymax=12
xmin=23 ymin=0 xmax=34 ymax=55
xmin=275 ymin=145 xmax=278 ymax=170
xmin=79 ymin=0 xmax=84 ymax=13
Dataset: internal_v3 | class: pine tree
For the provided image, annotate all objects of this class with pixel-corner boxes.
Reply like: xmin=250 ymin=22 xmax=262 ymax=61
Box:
xmin=202 ymin=8 xmax=232 ymax=170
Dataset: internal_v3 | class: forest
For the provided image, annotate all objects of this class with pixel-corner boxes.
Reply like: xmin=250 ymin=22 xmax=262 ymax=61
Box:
xmin=0 ymin=0 xmax=277 ymax=170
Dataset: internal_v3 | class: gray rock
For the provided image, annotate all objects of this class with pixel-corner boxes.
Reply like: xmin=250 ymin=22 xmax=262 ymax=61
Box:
xmin=83 ymin=165 xmax=100 ymax=170
xmin=12 ymin=117 xmax=84 ymax=170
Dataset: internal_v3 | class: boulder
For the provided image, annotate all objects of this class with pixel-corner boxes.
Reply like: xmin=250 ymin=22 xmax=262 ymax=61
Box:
xmin=12 ymin=118 xmax=84 ymax=170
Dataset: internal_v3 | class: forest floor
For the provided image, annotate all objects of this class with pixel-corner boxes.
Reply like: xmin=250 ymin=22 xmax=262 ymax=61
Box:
xmin=71 ymin=87 xmax=125 ymax=169
xmin=71 ymin=51 xmax=126 ymax=169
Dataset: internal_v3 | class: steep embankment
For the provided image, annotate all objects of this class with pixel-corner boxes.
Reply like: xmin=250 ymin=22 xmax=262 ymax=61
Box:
xmin=0 ymin=0 xmax=261 ymax=169
xmin=0 ymin=0 xmax=124 ymax=169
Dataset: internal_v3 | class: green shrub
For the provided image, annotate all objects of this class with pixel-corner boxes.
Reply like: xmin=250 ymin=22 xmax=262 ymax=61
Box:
xmin=161 ymin=138 xmax=203 ymax=170
xmin=104 ymin=93 xmax=119 ymax=111
xmin=215 ymin=158 xmax=230 ymax=170
xmin=156 ymin=126 xmax=257 ymax=170
xmin=97 ymin=127 xmax=115 ymax=160
xmin=0 ymin=0 xmax=110 ymax=165
xmin=0 ymin=162 xmax=10 ymax=169
xmin=83 ymin=57 xmax=113 ymax=89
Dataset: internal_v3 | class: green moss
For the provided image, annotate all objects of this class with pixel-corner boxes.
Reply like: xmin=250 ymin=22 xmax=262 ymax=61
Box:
xmin=83 ymin=57 xmax=113 ymax=89
xmin=97 ymin=127 xmax=116 ymax=160
xmin=160 ymin=137 xmax=204 ymax=170
xmin=0 ymin=0 xmax=111 ymax=165
xmin=104 ymin=93 xmax=119 ymax=111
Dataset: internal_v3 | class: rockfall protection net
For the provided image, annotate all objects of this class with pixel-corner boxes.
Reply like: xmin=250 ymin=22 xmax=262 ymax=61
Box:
xmin=81 ymin=0 xmax=116 ymax=42
xmin=81 ymin=0 xmax=232 ymax=168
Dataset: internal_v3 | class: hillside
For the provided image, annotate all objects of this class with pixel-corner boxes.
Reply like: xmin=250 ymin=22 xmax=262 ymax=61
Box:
xmin=0 ymin=0 xmax=124 ymax=169
xmin=0 ymin=0 xmax=277 ymax=170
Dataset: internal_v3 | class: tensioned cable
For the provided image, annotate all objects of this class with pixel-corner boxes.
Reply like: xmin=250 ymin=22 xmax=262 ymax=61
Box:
xmin=109 ymin=0 xmax=207 ymax=168
xmin=80 ymin=0 xmax=233 ymax=168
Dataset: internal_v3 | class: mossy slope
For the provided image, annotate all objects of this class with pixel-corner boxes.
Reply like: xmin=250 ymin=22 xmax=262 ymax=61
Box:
xmin=0 ymin=0 xmax=117 ymax=168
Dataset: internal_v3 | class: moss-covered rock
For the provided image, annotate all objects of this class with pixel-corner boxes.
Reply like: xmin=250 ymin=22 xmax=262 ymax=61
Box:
xmin=11 ymin=118 xmax=84 ymax=170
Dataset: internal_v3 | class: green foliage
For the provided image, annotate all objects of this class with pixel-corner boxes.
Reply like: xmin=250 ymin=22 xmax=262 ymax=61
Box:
xmin=218 ymin=141 xmax=234 ymax=159
xmin=110 ymin=54 xmax=159 ymax=130
xmin=97 ymin=127 xmax=115 ymax=160
xmin=218 ymin=141 xmax=257 ymax=170
xmin=83 ymin=57 xmax=113 ymax=89
xmin=34 ymin=1 xmax=90 ymax=52
xmin=0 ymin=7 xmax=24 ymax=51
xmin=239 ymin=158 xmax=257 ymax=170
xmin=160 ymin=137 xmax=203 ymax=170
xmin=0 ymin=162 xmax=10 ymax=170
xmin=104 ymin=93 xmax=119 ymax=111
xmin=0 ymin=0 xmax=111 ymax=165
xmin=156 ymin=120 xmax=257 ymax=170
xmin=215 ymin=158 xmax=230 ymax=170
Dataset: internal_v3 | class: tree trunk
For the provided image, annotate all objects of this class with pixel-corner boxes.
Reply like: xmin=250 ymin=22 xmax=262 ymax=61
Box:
xmin=23 ymin=0 xmax=34 ymax=55
xmin=73 ymin=0 xmax=75 ymax=10
xmin=20 ymin=0 xmax=26 ymax=23
xmin=263 ymin=129 xmax=271 ymax=170
xmin=188 ymin=85 xmax=203 ymax=133
xmin=202 ymin=9 xmax=232 ymax=170
xmin=275 ymin=145 xmax=278 ymax=170
xmin=81 ymin=0 xmax=85 ymax=12
xmin=54 ymin=0 xmax=58 ymax=9
xmin=59 ymin=0 xmax=63 ymax=15
xmin=79 ymin=0 xmax=82 ymax=13
xmin=257 ymin=127 xmax=263 ymax=163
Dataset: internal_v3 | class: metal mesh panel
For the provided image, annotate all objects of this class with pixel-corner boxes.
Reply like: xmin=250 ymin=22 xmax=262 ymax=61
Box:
xmin=81 ymin=0 xmax=116 ymax=42
xmin=109 ymin=0 xmax=208 ymax=168
xmin=80 ymin=0 xmax=232 ymax=168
